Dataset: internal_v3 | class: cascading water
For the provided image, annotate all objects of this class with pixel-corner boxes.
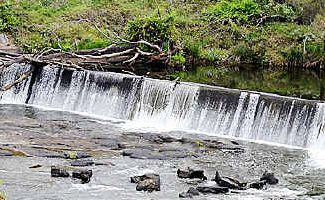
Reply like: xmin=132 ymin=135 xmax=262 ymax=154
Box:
xmin=1 ymin=64 xmax=325 ymax=150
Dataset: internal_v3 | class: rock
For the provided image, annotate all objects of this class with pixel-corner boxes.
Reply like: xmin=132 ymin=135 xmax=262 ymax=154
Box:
xmin=0 ymin=150 xmax=13 ymax=157
xmin=123 ymin=148 xmax=189 ymax=160
xmin=72 ymin=169 xmax=93 ymax=184
xmin=130 ymin=173 xmax=160 ymax=192
xmin=179 ymin=187 xmax=200 ymax=198
xmin=51 ymin=166 xmax=69 ymax=177
xmin=71 ymin=159 xmax=94 ymax=167
xmin=196 ymin=186 xmax=229 ymax=194
xmin=29 ymin=164 xmax=42 ymax=169
xmin=64 ymin=151 xmax=91 ymax=159
xmin=249 ymin=180 xmax=267 ymax=189
xmin=177 ymin=168 xmax=207 ymax=180
xmin=260 ymin=171 xmax=278 ymax=185
xmin=179 ymin=192 xmax=192 ymax=198
xmin=214 ymin=171 xmax=245 ymax=189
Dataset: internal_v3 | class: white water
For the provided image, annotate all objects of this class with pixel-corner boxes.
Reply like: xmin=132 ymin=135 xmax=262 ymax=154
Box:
xmin=0 ymin=65 xmax=325 ymax=153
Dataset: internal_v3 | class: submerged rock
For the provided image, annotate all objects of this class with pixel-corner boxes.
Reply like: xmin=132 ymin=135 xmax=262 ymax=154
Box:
xmin=196 ymin=186 xmax=229 ymax=194
xmin=177 ymin=168 xmax=207 ymax=180
xmin=130 ymin=173 xmax=160 ymax=192
xmin=260 ymin=171 xmax=279 ymax=185
xmin=72 ymin=169 xmax=93 ymax=184
xmin=51 ymin=166 xmax=69 ymax=177
xmin=70 ymin=159 xmax=94 ymax=167
xmin=179 ymin=187 xmax=200 ymax=198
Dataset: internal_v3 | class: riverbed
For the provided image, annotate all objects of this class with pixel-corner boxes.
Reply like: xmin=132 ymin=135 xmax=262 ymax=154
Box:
xmin=0 ymin=104 xmax=324 ymax=200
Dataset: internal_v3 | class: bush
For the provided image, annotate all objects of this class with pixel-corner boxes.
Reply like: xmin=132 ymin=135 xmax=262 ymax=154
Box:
xmin=204 ymin=0 xmax=261 ymax=24
xmin=171 ymin=53 xmax=186 ymax=64
xmin=0 ymin=1 xmax=20 ymax=31
xmin=126 ymin=14 xmax=176 ymax=47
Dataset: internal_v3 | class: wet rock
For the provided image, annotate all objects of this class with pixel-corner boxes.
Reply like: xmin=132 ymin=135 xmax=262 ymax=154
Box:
xmin=214 ymin=171 xmax=245 ymax=189
xmin=260 ymin=171 xmax=278 ymax=185
xmin=130 ymin=173 xmax=160 ymax=192
xmin=72 ymin=169 xmax=93 ymax=184
xmin=51 ymin=166 xmax=69 ymax=177
xmin=196 ymin=186 xmax=229 ymax=194
xmin=177 ymin=168 xmax=207 ymax=180
xmin=29 ymin=164 xmax=42 ymax=169
xmin=179 ymin=187 xmax=200 ymax=198
xmin=70 ymin=159 xmax=94 ymax=167
xmin=123 ymin=148 xmax=189 ymax=160
xmin=249 ymin=180 xmax=267 ymax=189
xmin=64 ymin=151 xmax=91 ymax=159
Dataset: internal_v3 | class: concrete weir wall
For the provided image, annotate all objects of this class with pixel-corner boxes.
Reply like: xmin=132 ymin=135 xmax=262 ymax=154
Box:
xmin=0 ymin=64 xmax=324 ymax=148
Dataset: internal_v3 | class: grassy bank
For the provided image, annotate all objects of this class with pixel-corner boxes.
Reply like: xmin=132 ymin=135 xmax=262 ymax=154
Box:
xmin=0 ymin=0 xmax=325 ymax=98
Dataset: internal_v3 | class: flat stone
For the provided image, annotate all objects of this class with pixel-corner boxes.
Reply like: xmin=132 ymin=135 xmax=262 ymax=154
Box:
xmin=71 ymin=159 xmax=94 ymax=167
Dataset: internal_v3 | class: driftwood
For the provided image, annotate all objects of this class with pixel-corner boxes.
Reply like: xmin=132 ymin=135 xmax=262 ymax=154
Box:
xmin=0 ymin=38 xmax=168 ymax=91
xmin=0 ymin=41 xmax=167 ymax=71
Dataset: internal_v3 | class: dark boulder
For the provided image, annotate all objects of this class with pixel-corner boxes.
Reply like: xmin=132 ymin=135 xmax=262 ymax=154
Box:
xmin=249 ymin=180 xmax=267 ymax=189
xmin=214 ymin=171 xmax=245 ymax=189
xmin=179 ymin=187 xmax=200 ymax=198
xmin=260 ymin=171 xmax=278 ymax=185
xmin=130 ymin=173 xmax=160 ymax=192
xmin=51 ymin=166 xmax=69 ymax=177
xmin=72 ymin=169 xmax=93 ymax=184
xmin=177 ymin=168 xmax=207 ymax=180
xmin=196 ymin=186 xmax=229 ymax=194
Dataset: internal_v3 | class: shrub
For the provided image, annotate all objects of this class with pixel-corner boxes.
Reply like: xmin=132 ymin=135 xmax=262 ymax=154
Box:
xmin=171 ymin=53 xmax=186 ymax=64
xmin=126 ymin=14 xmax=176 ymax=47
xmin=204 ymin=0 xmax=261 ymax=24
xmin=0 ymin=1 xmax=20 ymax=31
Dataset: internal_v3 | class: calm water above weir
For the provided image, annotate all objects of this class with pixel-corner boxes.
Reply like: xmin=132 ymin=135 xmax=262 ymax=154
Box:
xmin=0 ymin=64 xmax=325 ymax=199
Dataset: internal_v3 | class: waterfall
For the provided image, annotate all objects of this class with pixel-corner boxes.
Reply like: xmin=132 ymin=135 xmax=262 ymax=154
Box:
xmin=0 ymin=64 xmax=324 ymax=148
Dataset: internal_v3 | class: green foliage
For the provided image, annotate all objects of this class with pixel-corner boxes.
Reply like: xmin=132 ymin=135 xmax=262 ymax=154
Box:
xmin=204 ymin=0 xmax=261 ymax=24
xmin=262 ymin=2 xmax=295 ymax=19
xmin=127 ymin=14 xmax=176 ymax=46
xmin=0 ymin=1 xmax=20 ymax=31
xmin=172 ymin=53 xmax=186 ymax=64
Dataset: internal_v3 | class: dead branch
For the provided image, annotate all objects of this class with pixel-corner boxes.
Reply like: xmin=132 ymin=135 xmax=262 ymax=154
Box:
xmin=256 ymin=15 xmax=288 ymax=26
xmin=1 ymin=69 xmax=33 ymax=91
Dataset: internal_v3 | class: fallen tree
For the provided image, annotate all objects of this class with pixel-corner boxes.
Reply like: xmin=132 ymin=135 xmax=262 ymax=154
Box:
xmin=0 ymin=34 xmax=169 ymax=91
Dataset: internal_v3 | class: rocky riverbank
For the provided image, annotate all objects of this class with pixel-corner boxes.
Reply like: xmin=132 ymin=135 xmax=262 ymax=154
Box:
xmin=0 ymin=104 xmax=324 ymax=199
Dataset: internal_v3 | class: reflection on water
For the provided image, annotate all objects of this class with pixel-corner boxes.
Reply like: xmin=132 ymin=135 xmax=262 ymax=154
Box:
xmin=174 ymin=66 xmax=325 ymax=100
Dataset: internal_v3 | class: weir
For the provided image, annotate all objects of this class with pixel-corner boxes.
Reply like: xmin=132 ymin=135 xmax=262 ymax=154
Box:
xmin=0 ymin=64 xmax=324 ymax=148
